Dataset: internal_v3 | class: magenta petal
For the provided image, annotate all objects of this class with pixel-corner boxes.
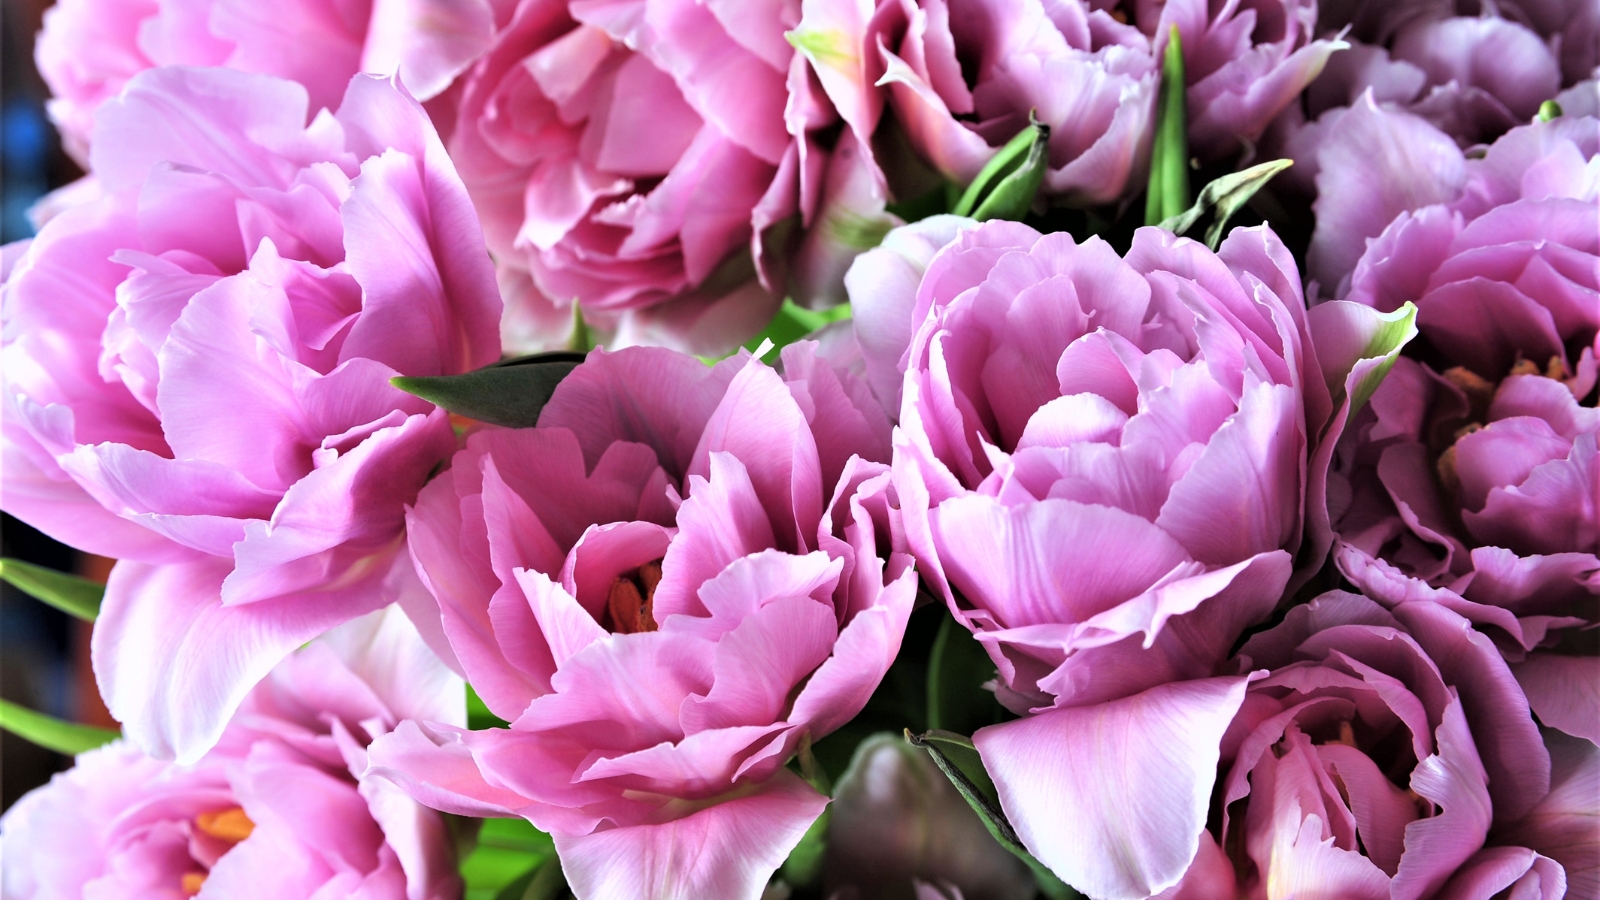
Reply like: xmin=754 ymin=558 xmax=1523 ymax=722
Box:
xmin=1495 ymin=730 xmax=1600 ymax=900
xmin=1391 ymin=697 xmax=1493 ymax=900
xmin=1435 ymin=846 xmax=1567 ymax=900
xmin=93 ymin=556 xmax=385 ymax=763
xmin=1512 ymin=653 xmax=1600 ymax=743
xmin=973 ymin=676 xmax=1253 ymax=900
xmin=553 ymin=768 xmax=827 ymax=900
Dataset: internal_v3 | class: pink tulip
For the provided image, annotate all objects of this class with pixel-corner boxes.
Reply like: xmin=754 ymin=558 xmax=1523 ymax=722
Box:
xmin=34 ymin=0 xmax=512 ymax=164
xmin=368 ymin=342 xmax=915 ymax=899
xmin=1125 ymin=591 xmax=1575 ymax=900
xmin=1317 ymin=113 xmax=1599 ymax=745
xmin=851 ymin=216 xmax=1418 ymax=897
xmin=0 ymin=67 xmax=502 ymax=763
xmin=0 ymin=607 xmax=464 ymax=900
xmin=447 ymin=0 xmax=899 ymax=355
xmin=791 ymin=0 xmax=1339 ymax=210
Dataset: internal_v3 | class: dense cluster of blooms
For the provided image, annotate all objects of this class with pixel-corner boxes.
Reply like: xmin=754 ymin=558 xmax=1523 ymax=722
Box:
xmin=2 ymin=0 xmax=1594 ymax=898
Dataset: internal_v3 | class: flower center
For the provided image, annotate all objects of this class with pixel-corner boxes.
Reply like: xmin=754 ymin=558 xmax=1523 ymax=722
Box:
xmin=1433 ymin=357 xmax=1575 ymax=498
xmin=182 ymin=807 xmax=256 ymax=895
xmin=606 ymin=560 xmax=663 ymax=634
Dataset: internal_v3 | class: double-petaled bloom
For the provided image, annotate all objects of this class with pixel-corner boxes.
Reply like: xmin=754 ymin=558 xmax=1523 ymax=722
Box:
xmin=791 ymin=0 xmax=1340 ymax=211
xmin=849 ymin=216 xmax=1416 ymax=897
xmin=34 ymin=0 xmax=510 ymax=164
xmin=1318 ymin=114 xmax=1599 ymax=746
xmin=451 ymin=0 xmax=900 ymax=354
xmin=1153 ymin=591 xmax=1586 ymax=899
xmin=0 ymin=67 xmax=503 ymax=762
xmin=0 ymin=608 xmax=464 ymax=900
xmin=367 ymin=343 xmax=915 ymax=899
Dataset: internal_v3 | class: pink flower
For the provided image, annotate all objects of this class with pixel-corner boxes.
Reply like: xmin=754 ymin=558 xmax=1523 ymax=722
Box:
xmin=1320 ymin=114 xmax=1599 ymax=744
xmin=854 ymin=217 xmax=1415 ymax=896
xmin=0 ymin=67 xmax=502 ymax=762
xmin=792 ymin=0 xmax=1339 ymax=209
xmin=449 ymin=0 xmax=898 ymax=355
xmin=34 ymin=0 xmax=511 ymax=164
xmin=0 ymin=607 xmax=464 ymax=900
xmin=367 ymin=342 xmax=915 ymax=899
xmin=1061 ymin=591 xmax=1575 ymax=900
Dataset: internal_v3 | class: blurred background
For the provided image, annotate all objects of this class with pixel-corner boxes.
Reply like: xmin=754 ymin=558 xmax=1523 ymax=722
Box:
xmin=1 ymin=0 xmax=105 ymax=813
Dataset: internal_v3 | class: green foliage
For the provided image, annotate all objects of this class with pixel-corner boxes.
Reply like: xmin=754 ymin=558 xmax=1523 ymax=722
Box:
xmin=1145 ymin=26 xmax=1190 ymax=226
xmin=467 ymin=684 xmax=510 ymax=730
xmin=737 ymin=298 xmax=854 ymax=359
xmin=392 ymin=351 xmax=588 ymax=429
xmin=461 ymin=818 xmax=559 ymax=900
xmin=926 ymin=613 xmax=1004 ymax=735
xmin=952 ymin=116 xmax=1050 ymax=222
xmin=1158 ymin=158 xmax=1294 ymax=250
xmin=0 ymin=557 xmax=104 ymax=621
xmin=0 ymin=699 xmax=119 ymax=756
xmin=906 ymin=730 xmax=1080 ymax=899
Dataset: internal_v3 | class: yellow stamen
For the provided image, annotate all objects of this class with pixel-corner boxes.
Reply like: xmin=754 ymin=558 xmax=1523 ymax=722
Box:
xmin=1545 ymin=355 xmax=1567 ymax=381
xmin=1508 ymin=358 xmax=1541 ymax=378
xmin=195 ymin=807 xmax=254 ymax=843
xmin=1442 ymin=366 xmax=1494 ymax=417
xmin=181 ymin=872 xmax=207 ymax=896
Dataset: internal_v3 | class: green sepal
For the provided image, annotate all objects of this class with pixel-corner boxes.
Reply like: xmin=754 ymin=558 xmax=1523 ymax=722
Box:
xmin=461 ymin=818 xmax=557 ymax=900
xmin=952 ymin=115 xmax=1050 ymax=222
xmin=391 ymin=351 xmax=588 ymax=429
xmin=926 ymin=613 xmax=1001 ymax=735
xmin=0 ymin=698 xmax=119 ymax=755
xmin=905 ymin=730 xmax=1079 ymax=899
xmin=0 ymin=557 xmax=104 ymax=621
xmin=730 ymin=298 xmax=853 ymax=361
xmin=1158 ymin=158 xmax=1294 ymax=249
xmin=1145 ymin=26 xmax=1190 ymax=226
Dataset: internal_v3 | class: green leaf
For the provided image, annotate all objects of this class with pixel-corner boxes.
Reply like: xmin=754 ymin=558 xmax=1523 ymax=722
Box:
xmin=1145 ymin=26 xmax=1189 ymax=226
xmin=461 ymin=818 xmax=557 ymax=900
xmin=926 ymin=614 xmax=1000 ymax=735
xmin=1537 ymin=99 xmax=1563 ymax=122
xmin=491 ymin=858 xmax=566 ymax=900
xmin=952 ymin=115 xmax=1050 ymax=222
xmin=0 ymin=557 xmax=104 ymax=621
xmin=905 ymin=730 xmax=1078 ymax=899
xmin=392 ymin=351 xmax=588 ymax=429
xmin=467 ymin=684 xmax=510 ymax=730
xmin=736 ymin=298 xmax=853 ymax=359
xmin=1157 ymin=158 xmax=1294 ymax=250
xmin=0 ymin=698 xmax=119 ymax=755
xmin=780 ymin=805 xmax=830 ymax=887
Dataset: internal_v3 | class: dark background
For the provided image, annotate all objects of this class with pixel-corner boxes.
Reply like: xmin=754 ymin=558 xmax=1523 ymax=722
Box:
xmin=2 ymin=0 xmax=100 ymax=812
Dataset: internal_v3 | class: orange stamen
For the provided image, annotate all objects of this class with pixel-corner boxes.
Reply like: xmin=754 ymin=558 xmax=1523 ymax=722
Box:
xmin=195 ymin=807 xmax=254 ymax=843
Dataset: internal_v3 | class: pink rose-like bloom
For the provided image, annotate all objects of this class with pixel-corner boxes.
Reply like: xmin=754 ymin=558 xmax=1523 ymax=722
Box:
xmin=0 ymin=67 xmax=502 ymax=762
xmin=1126 ymin=591 xmax=1581 ymax=900
xmin=792 ymin=0 xmax=1339 ymax=209
xmin=0 ymin=607 xmax=465 ymax=900
xmin=452 ymin=0 xmax=898 ymax=354
xmin=856 ymin=218 xmax=1416 ymax=897
xmin=368 ymin=343 xmax=916 ymax=899
xmin=1317 ymin=115 xmax=1599 ymax=744
xmin=35 ymin=0 xmax=512 ymax=164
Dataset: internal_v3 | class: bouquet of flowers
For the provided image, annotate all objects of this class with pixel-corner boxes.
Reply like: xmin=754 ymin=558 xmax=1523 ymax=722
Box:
xmin=1 ymin=0 xmax=1593 ymax=897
